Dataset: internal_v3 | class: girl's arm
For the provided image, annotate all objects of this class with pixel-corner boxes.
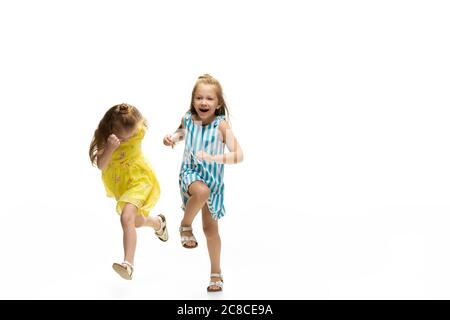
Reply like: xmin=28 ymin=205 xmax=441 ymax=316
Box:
xmin=97 ymin=134 xmax=120 ymax=170
xmin=163 ymin=119 xmax=185 ymax=147
xmin=197 ymin=120 xmax=244 ymax=164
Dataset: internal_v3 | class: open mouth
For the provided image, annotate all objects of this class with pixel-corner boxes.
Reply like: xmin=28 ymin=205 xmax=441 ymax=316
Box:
xmin=198 ymin=107 xmax=210 ymax=113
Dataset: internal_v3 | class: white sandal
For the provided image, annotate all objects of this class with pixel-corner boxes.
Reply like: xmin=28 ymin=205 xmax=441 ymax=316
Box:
xmin=155 ymin=214 xmax=169 ymax=242
xmin=207 ymin=273 xmax=224 ymax=292
xmin=112 ymin=261 xmax=134 ymax=280
xmin=179 ymin=226 xmax=198 ymax=248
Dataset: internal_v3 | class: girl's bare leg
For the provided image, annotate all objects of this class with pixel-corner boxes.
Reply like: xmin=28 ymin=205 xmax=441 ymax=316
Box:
xmin=202 ymin=205 xmax=222 ymax=290
xmin=180 ymin=181 xmax=210 ymax=247
xmin=134 ymin=212 xmax=161 ymax=230
xmin=120 ymin=203 xmax=139 ymax=265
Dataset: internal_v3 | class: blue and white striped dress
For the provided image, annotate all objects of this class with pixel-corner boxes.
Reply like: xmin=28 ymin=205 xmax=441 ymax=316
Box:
xmin=179 ymin=111 xmax=226 ymax=220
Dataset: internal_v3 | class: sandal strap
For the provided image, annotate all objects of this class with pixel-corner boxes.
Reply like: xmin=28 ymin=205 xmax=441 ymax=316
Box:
xmin=179 ymin=226 xmax=192 ymax=232
xmin=122 ymin=261 xmax=134 ymax=268
xmin=209 ymin=281 xmax=224 ymax=287
xmin=122 ymin=261 xmax=134 ymax=276
xmin=210 ymin=273 xmax=222 ymax=278
xmin=156 ymin=219 xmax=166 ymax=235
xmin=181 ymin=236 xmax=197 ymax=241
xmin=155 ymin=215 xmax=165 ymax=233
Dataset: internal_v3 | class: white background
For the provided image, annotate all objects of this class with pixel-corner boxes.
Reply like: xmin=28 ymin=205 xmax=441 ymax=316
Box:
xmin=0 ymin=0 xmax=449 ymax=299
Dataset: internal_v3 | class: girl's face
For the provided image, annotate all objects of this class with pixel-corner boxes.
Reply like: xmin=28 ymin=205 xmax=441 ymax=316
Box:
xmin=113 ymin=125 xmax=137 ymax=142
xmin=193 ymin=84 xmax=220 ymax=124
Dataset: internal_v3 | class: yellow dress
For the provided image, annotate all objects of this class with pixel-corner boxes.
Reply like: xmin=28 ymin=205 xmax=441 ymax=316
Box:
xmin=101 ymin=125 xmax=160 ymax=217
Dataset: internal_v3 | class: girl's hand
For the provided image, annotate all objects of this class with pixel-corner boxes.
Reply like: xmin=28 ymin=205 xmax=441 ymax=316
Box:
xmin=106 ymin=134 xmax=121 ymax=151
xmin=163 ymin=134 xmax=175 ymax=147
xmin=196 ymin=151 xmax=214 ymax=163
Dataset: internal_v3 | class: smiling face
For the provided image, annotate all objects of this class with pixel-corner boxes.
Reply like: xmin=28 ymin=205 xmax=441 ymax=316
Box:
xmin=192 ymin=83 xmax=220 ymax=124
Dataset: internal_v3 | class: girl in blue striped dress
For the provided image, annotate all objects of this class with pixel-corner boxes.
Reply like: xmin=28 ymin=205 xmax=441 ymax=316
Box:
xmin=163 ymin=74 xmax=244 ymax=292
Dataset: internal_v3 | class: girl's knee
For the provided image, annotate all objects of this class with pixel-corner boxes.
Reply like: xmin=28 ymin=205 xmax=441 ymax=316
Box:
xmin=203 ymin=225 xmax=219 ymax=239
xmin=120 ymin=209 xmax=136 ymax=227
xmin=191 ymin=183 xmax=210 ymax=201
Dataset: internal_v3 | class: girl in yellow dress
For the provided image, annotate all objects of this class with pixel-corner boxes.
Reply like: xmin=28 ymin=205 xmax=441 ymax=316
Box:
xmin=89 ymin=103 xmax=168 ymax=280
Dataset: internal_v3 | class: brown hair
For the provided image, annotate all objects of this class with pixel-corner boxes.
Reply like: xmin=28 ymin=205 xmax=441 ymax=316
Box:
xmin=89 ymin=103 xmax=147 ymax=166
xmin=190 ymin=74 xmax=229 ymax=120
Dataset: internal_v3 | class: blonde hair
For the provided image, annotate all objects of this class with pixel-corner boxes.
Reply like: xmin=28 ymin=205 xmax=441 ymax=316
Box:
xmin=89 ymin=103 xmax=147 ymax=166
xmin=190 ymin=74 xmax=229 ymax=121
